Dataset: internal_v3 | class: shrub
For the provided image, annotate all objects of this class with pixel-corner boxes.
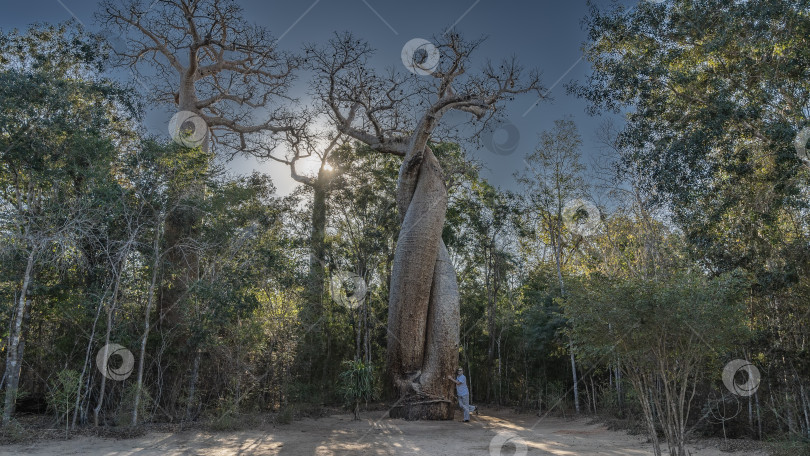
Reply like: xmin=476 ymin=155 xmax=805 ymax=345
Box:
xmin=338 ymin=360 xmax=375 ymax=420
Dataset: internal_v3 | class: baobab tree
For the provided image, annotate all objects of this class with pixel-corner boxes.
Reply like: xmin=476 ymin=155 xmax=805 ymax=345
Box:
xmin=97 ymin=0 xmax=307 ymax=422
xmin=265 ymin=127 xmax=348 ymax=386
xmin=99 ymin=0 xmax=301 ymax=155
xmin=98 ymin=0 xmax=303 ymax=327
xmin=307 ymin=32 xmax=543 ymax=419
xmin=269 ymin=129 xmax=348 ymax=301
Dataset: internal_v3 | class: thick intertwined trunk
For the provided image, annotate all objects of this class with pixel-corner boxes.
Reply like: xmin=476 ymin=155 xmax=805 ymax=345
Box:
xmin=387 ymin=146 xmax=460 ymax=420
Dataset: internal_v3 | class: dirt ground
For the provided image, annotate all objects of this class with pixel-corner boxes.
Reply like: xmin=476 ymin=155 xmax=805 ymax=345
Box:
xmin=3 ymin=409 xmax=768 ymax=455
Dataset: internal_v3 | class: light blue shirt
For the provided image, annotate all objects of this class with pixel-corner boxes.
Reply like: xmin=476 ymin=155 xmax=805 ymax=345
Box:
xmin=455 ymin=374 xmax=469 ymax=396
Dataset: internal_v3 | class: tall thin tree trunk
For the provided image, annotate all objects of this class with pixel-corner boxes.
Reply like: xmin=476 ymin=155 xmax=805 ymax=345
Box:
xmin=566 ymin=344 xmax=580 ymax=416
xmin=486 ymin=246 xmax=495 ymax=402
xmin=616 ymin=361 xmax=623 ymax=412
xmin=495 ymin=334 xmax=503 ymax=406
xmin=132 ymin=220 xmax=163 ymax=426
xmin=632 ymin=374 xmax=662 ymax=456
xmin=800 ymin=382 xmax=810 ymax=439
xmin=94 ymin=325 xmax=112 ymax=425
xmin=309 ymin=180 xmax=327 ymax=311
xmin=94 ymin=299 xmax=115 ymax=425
xmin=184 ymin=349 xmax=201 ymax=422
xmin=552 ymin=223 xmax=579 ymax=414
xmin=93 ymin=253 xmax=127 ymax=426
xmin=748 ymin=393 xmax=754 ymax=434
xmin=2 ymin=246 xmax=36 ymax=425
xmin=303 ymin=178 xmax=330 ymax=392
xmin=354 ymin=308 xmax=362 ymax=361
xmin=364 ymin=299 xmax=371 ymax=364
xmin=754 ymin=392 xmax=762 ymax=440
xmin=785 ymin=375 xmax=796 ymax=436
xmin=72 ymin=292 xmax=105 ymax=429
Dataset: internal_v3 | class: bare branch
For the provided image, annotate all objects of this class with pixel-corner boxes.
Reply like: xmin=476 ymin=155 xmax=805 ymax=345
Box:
xmin=97 ymin=0 xmax=302 ymax=156
xmin=306 ymin=32 xmax=545 ymax=160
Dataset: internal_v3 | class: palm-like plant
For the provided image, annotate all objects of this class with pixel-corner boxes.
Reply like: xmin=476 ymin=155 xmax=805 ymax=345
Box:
xmin=338 ymin=360 xmax=375 ymax=420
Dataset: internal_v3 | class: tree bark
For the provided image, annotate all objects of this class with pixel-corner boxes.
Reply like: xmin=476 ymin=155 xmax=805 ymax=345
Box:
xmin=552 ymin=222 xmax=580 ymax=414
xmin=386 ymin=146 xmax=459 ymax=420
xmin=159 ymin=92 xmax=203 ymax=327
xmin=72 ymin=291 xmax=104 ymax=429
xmin=2 ymin=246 xmax=36 ymax=425
xmin=94 ymin=255 xmax=125 ymax=426
xmin=132 ymin=220 xmax=163 ymax=425
xmin=307 ymin=178 xmax=329 ymax=388
xmin=184 ymin=349 xmax=201 ymax=422
xmin=486 ymin=245 xmax=495 ymax=403
xmin=309 ymin=178 xmax=328 ymax=307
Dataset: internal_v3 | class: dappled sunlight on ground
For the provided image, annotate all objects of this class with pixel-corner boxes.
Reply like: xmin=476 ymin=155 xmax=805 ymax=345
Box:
xmin=3 ymin=410 xmax=767 ymax=455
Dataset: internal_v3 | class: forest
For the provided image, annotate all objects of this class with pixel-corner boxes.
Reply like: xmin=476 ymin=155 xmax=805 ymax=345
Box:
xmin=1 ymin=1 xmax=809 ymax=455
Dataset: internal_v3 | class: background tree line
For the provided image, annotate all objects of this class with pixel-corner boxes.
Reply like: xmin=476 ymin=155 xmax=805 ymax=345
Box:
xmin=0 ymin=0 xmax=808 ymax=454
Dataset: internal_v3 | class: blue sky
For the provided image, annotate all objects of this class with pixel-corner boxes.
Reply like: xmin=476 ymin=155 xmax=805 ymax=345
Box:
xmin=1 ymin=0 xmax=629 ymax=195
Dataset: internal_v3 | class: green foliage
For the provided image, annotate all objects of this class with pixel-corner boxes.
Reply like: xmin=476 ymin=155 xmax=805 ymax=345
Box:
xmin=275 ymin=405 xmax=295 ymax=425
xmin=767 ymin=440 xmax=810 ymax=456
xmin=564 ymin=270 xmax=749 ymax=363
xmin=46 ymin=369 xmax=80 ymax=431
xmin=117 ymin=383 xmax=151 ymax=427
xmin=0 ymin=418 xmax=26 ymax=443
xmin=574 ymin=0 xmax=810 ymax=286
xmin=0 ymin=390 xmax=29 ymax=423
xmin=573 ymin=1 xmax=810 ymax=444
xmin=0 ymin=13 xmax=806 ymax=450
xmin=564 ymin=270 xmax=750 ymax=453
xmin=338 ymin=360 xmax=375 ymax=419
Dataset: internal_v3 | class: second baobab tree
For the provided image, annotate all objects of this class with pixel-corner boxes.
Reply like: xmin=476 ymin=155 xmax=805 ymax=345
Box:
xmin=308 ymin=32 xmax=543 ymax=419
xmin=98 ymin=0 xmax=303 ymax=420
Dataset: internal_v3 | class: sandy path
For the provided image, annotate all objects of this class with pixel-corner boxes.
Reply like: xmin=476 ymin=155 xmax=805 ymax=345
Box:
xmin=3 ymin=410 xmax=766 ymax=455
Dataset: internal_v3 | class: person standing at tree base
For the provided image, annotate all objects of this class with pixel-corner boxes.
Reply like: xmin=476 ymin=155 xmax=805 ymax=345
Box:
xmin=447 ymin=368 xmax=476 ymax=422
